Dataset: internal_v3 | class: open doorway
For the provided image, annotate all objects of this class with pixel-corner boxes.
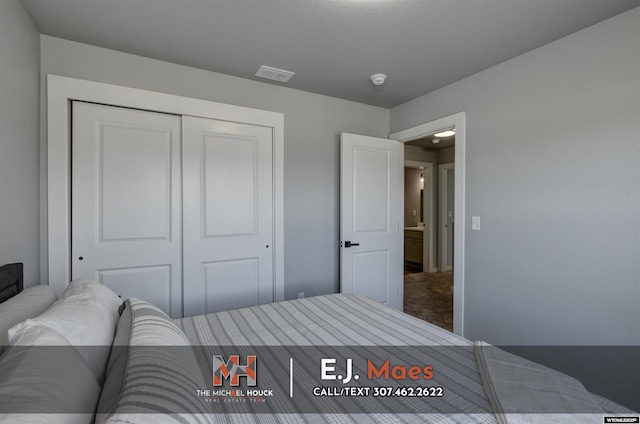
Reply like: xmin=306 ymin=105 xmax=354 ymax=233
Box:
xmin=391 ymin=112 xmax=466 ymax=336
xmin=402 ymin=132 xmax=455 ymax=332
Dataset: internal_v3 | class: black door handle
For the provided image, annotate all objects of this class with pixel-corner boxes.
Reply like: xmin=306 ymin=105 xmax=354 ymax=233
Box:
xmin=344 ymin=241 xmax=360 ymax=248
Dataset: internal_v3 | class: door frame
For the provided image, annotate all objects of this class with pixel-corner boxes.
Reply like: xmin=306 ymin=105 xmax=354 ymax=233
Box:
xmin=439 ymin=162 xmax=454 ymax=272
xmin=45 ymin=74 xmax=285 ymax=301
xmin=404 ymin=160 xmax=435 ymax=272
xmin=390 ymin=112 xmax=466 ymax=336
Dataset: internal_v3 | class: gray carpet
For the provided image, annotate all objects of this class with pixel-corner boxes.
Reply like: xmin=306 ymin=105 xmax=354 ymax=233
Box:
xmin=403 ymin=272 xmax=453 ymax=332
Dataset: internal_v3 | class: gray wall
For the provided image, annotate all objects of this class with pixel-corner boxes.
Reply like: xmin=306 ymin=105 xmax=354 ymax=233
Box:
xmin=438 ymin=146 xmax=455 ymax=165
xmin=0 ymin=0 xmax=40 ymax=286
xmin=39 ymin=35 xmax=390 ymax=300
xmin=392 ymin=7 xmax=640 ymax=409
xmin=404 ymin=144 xmax=437 ymax=164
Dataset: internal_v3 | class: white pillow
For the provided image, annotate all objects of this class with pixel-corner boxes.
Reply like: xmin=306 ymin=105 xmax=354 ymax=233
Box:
xmin=0 ymin=325 xmax=100 ymax=424
xmin=7 ymin=323 xmax=69 ymax=346
xmin=7 ymin=279 xmax=123 ymax=384
xmin=0 ymin=285 xmax=58 ymax=353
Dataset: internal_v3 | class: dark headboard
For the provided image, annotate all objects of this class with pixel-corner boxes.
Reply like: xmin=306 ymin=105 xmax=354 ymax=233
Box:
xmin=0 ymin=263 xmax=23 ymax=303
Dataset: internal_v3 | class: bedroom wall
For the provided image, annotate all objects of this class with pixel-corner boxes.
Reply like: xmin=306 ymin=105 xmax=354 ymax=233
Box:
xmin=391 ymin=7 xmax=640 ymax=408
xmin=0 ymin=0 xmax=40 ymax=287
xmin=38 ymin=35 xmax=390 ymax=300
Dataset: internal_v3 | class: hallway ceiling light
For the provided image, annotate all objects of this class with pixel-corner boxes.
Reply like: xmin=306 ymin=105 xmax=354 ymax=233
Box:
xmin=434 ymin=129 xmax=455 ymax=137
xmin=432 ymin=139 xmax=440 ymax=144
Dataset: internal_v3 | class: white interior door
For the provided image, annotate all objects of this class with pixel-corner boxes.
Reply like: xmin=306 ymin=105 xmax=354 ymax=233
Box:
xmin=182 ymin=116 xmax=274 ymax=317
xmin=71 ymin=101 xmax=182 ymax=317
xmin=340 ymin=133 xmax=403 ymax=310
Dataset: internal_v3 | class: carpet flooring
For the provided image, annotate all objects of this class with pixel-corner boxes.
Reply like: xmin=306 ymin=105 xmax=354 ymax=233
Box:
xmin=403 ymin=271 xmax=453 ymax=332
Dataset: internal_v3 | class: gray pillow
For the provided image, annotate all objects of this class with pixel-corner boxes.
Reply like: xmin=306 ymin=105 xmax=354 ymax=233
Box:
xmin=96 ymin=298 xmax=214 ymax=424
xmin=0 ymin=324 xmax=100 ymax=423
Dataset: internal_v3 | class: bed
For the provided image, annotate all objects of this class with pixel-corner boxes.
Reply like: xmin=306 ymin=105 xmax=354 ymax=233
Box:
xmin=0 ymin=276 xmax=637 ymax=424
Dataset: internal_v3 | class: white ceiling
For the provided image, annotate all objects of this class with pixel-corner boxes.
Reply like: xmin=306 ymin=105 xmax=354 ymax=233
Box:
xmin=20 ymin=0 xmax=640 ymax=108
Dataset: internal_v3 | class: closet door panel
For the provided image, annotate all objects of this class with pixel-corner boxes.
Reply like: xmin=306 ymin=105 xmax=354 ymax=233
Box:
xmin=183 ymin=116 xmax=274 ymax=317
xmin=71 ymin=101 xmax=182 ymax=317
xmin=203 ymin=258 xmax=259 ymax=312
xmin=100 ymin=125 xmax=172 ymax=240
xmin=97 ymin=265 xmax=172 ymax=313
xmin=202 ymin=133 xmax=257 ymax=237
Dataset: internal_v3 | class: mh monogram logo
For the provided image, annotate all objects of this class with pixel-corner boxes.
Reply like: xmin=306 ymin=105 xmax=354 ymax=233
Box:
xmin=212 ymin=355 xmax=257 ymax=386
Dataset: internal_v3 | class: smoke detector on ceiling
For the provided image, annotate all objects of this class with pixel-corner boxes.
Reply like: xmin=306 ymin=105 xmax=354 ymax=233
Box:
xmin=255 ymin=65 xmax=295 ymax=83
xmin=370 ymin=73 xmax=387 ymax=86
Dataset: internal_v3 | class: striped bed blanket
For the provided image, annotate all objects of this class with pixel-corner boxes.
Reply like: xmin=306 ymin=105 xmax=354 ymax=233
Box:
xmin=3 ymin=281 xmax=634 ymax=424
xmin=173 ymin=293 xmax=634 ymax=423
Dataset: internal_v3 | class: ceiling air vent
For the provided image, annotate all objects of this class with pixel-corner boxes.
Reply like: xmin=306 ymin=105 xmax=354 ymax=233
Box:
xmin=255 ymin=65 xmax=295 ymax=83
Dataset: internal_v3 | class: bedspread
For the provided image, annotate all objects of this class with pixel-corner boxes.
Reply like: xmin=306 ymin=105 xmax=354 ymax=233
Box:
xmin=175 ymin=294 xmax=634 ymax=423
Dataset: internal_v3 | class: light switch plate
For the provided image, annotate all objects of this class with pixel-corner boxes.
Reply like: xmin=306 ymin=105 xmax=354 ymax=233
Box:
xmin=472 ymin=216 xmax=481 ymax=230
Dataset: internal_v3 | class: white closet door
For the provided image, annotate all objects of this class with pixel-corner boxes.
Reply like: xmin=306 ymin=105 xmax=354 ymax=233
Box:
xmin=71 ymin=101 xmax=182 ymax=317
xmin=182 ymin=116 xmax=273 ymax=317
